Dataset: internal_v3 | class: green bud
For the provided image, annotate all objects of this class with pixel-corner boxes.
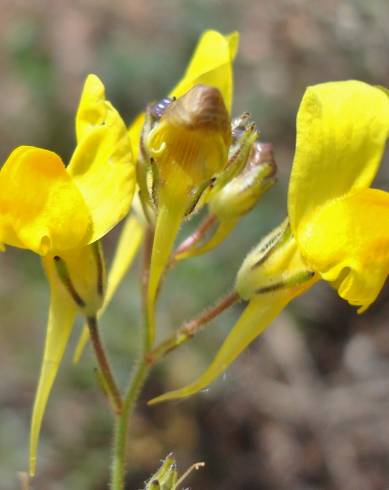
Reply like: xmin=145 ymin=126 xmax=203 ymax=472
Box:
xmin=236 ymin=220 xmax=314 ymax=300
xmin=210 ymin=142 xmax=276 ymax=220
xmin=145 ymin=454 xmax=178 ymax=490
xmin=145 ymin=455 xmax=206 ymax=490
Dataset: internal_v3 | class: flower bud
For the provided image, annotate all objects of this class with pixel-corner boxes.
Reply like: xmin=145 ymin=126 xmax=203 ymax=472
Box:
xmin=145 ymin=453 xmax=178 ymax=490
xmin=146 ymin=84 xmax=231 ymax=205
xmin=210 ymin=142 xmax=276 ymax=220
xmin=236 ymin=221 xmax=314 ymax=300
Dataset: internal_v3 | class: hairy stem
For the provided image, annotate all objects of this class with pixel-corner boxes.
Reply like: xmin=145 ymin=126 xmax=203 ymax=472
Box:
xmin=173 ymin=213 xmax=217 ymax=261
xmin=147 ymin=290 xmax=240 ymax=364
xmin=111 ymin=362 xmax=151 ymax=490
xmin=110 ymin=227 xmax=154 ymax=490
xmin=109 ymin=223 xmax=239 ymax=488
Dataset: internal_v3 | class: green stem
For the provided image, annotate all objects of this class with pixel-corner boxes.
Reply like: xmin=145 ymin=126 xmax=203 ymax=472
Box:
xmin=148 ymin=290 xmax=240 ymax=364
xmin=109 ymin=289 xmax=239 ymax=488
xmin=87 ymin=316 xmax=123 ymax=414
xmin=110 ymin=227 xmax=154 ymax=490
xmin=111 ymin=362 xmax=151 ymax=490
xmin=109 ymin=228 xmax=239 ymax=488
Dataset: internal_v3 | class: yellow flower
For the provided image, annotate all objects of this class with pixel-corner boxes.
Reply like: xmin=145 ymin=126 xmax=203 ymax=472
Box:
xmin=145 ymin=84 xmax=232 ymax=345
xmin=0 ymin=74 xmax=135 ymax=475
xmin=146 ymin=84 xmax=231 ymax=202
xmin=149 ymin=80 xmax=389 ymax=404
xmin=73 ymin=30 xmax=239 ymax=363
xmin=289 ymin=81 xmax=389 ymax=312
xmin=128 ymin=30 xmax=238 ymax=160
xmin=130 ymin=30 xmax=239 ymax=348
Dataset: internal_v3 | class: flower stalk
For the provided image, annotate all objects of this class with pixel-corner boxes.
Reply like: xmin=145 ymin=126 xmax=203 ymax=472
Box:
xmin=111 ymin=362 xmax=151 ymax=490
xmin=110 ymin=227 xmax=154 ymax=489
xmin=110 ymin=227 xmax=239 ymax=488
xmin=172 ymin=213 xmax=217 ymax=261
xmin=146 ymin=290 xmax=240 ymax=365
xmin=86 ymin=316 xmax=123 ymax=414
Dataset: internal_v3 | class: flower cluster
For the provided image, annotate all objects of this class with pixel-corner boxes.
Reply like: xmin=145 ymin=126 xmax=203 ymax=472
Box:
xmin=150 ymin=79 xmax=389 ymax=404
xmin=1 ymin=29 xmax=388 ymax=482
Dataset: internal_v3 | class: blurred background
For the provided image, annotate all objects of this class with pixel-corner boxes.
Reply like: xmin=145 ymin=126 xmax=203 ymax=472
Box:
xmin=1 ymin=0 xmax=389 ymax=489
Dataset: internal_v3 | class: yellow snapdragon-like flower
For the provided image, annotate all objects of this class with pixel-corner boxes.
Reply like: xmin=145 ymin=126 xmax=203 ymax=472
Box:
xmin=129 ymin=30 xmax=238 ymax=159
xmin=73 ymin=29 xmax=239 ymax=362
xmin=130 ymin=30 xmax=239 ymax=348
xmin=145 ymin=83 xmax=232 ymax=346
xmin=149 ymin=80 xmax=389 ymax=404
xmin=145 ymin=31 xmax=238 ymax=348
xmin=0 ymin=74 xmax=135 ymax=475
xmin=289 ymin=81 xmax=389 ymax=311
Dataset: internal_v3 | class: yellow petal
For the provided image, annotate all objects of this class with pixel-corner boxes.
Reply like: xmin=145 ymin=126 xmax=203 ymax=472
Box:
xmin=29 ymin=257 xmax=77 ymax=476
xmin=128 ymin=112 xmax=145 ymax=161
xmin=128 ymin=30 xmax=238 ymax=160
xmin=0 ymin=146 xmax=91 ymax=254
xmin=147 ymin=86 xmax=230 ymax=194
xmin=170 ymin=30 xmax=238 ymax=112
xmin=298 ymin=188 xmax=389 ymax=312
xmin=68 ymin=75 xmax=136 ymax=243
xmin=75 ymin=74 xmax=108 ymax=142
xmin=103 ymin=215 xmax=144 ymax=309
xmin=73 ymin=214 xmax=145 ymax=363
xmin=288 ymin=81 xmax=389 ymax=234
xmin=148 ymin=292 xmax=296 ymax=405
xmin=376 ymin=85 xmax=389 ymax=98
